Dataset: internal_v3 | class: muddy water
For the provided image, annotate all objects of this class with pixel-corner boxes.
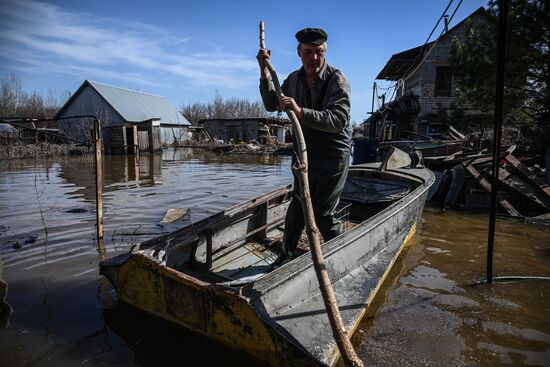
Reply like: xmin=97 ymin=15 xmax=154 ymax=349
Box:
xmin=355 ymin=208 xmax=550 ymax=367
xmin=0 ymin=149 xmax=549 ymax=366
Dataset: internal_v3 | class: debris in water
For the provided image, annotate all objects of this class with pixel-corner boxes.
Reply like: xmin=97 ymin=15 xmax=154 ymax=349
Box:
xmin=158 ymin=208 xmax=190 ymax=227
xmin=66 ymin=208 xmax=88 ymax=214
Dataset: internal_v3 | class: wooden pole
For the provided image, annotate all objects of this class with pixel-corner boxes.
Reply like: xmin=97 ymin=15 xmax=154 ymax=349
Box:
xmin=94 ymin=118 xmax=104 ymax=241
xmin=259 ymin=21 xmax=364 ymax=367
xmin=369 ymin=82 xmax=376 ymax=138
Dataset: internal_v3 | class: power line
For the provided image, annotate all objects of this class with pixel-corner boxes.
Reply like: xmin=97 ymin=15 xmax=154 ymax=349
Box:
xmin=400 ymin=0 xmax=461 ymax=82
xmin=422 ymin=0 xmax=455 ymax=52
xmin=371 ymin=0 xmax=457 ymax=116
xmin=402 ymin=0 xmax=464 ymax=83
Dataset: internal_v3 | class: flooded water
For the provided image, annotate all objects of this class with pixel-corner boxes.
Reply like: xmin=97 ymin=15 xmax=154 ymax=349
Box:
xmin=0 ymin=149 xmax=549 ymax=366
xmin=356 ymin=207 xmax=550 ymax=367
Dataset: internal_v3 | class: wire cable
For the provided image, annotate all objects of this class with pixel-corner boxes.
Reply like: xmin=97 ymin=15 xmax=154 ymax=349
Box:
xmin=402 ymin=0 xmax=464 ymax=83
xmin=398 ymin=0 xmax=456 ymax=81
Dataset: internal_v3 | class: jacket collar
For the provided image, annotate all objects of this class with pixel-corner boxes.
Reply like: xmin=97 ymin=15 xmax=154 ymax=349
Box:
xmin=298 ymin=61 xmax=329 ymax=82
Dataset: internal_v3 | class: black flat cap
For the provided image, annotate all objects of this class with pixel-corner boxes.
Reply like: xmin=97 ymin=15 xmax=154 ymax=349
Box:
xmin=295 ymin=28 xmax=327 ymax=45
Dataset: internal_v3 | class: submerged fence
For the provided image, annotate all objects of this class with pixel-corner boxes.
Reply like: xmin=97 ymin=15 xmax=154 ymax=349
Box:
xmin=1 ymin=116 xmax=104 ymax=242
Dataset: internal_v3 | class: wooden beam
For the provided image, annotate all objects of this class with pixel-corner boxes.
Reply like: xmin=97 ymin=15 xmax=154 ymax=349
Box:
xmin=499 ymin=168 xmax=548 ymax=210
xmin=94 ymin=120 xmax=104 ymax=240
xmin=463 ymin=162 xmax=521 ymax=216
xmin=469 ymin=155 xmax=494 ymax=166
xmin=504 ymin=154 xmax=550 ymax=208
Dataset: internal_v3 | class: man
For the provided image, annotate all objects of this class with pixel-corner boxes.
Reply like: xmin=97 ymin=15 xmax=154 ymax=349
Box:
xmin=257 ymin=27 xmax=351 ymax=263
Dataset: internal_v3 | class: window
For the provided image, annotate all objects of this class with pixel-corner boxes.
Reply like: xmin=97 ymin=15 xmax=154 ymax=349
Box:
xmin=434 ymin=66 xmax=452 ymax=97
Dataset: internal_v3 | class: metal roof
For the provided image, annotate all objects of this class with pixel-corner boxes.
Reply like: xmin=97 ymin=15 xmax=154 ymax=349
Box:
xmin=58 ymin=80 xmax=190 ymax=126
xmin=376 ymin=7 xmax=487 ymax=81
xmin=376 ymin=43 xmax=432 ymax=80
xmin=88 ymin=80 xmax=190 ymax=125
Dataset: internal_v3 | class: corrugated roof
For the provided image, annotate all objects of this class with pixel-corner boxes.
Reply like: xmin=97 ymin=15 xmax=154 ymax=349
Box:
xmin=85 ymin=80 xmax=190 ymax=125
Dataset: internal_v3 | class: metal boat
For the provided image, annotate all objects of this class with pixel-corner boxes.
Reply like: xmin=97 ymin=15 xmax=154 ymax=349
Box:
xmin=100 ymin=150 xmax=434 ymax=366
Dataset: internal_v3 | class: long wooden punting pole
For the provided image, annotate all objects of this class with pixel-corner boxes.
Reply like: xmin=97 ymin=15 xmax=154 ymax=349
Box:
xmin=259 ymin=22 xmax=364 ymax=367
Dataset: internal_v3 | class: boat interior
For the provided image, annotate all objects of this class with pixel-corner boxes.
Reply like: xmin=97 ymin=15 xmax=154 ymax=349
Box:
xmin=136 ymin=160 xmax=425 ymax=287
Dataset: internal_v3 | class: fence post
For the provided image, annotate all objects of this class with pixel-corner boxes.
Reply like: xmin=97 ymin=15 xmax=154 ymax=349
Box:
xmin=94 ymin=119 xmax=104 ymax=241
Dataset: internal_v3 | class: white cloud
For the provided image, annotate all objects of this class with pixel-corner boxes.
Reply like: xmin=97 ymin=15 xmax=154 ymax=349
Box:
xmin=0 ymin=0 xmax=257 ymax=90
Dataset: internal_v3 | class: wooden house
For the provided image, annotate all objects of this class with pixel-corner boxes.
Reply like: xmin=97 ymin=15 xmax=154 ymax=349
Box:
xmin=55 ymin=80 xmax=191 ymax=154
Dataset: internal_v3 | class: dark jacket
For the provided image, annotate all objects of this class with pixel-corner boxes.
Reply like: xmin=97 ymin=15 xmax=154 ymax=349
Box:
xmin=259 ymin=62 xmax=351 ymax=163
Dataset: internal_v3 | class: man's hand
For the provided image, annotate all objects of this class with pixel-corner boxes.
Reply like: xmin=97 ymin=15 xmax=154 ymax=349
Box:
xmin=280 ymin=96 xmax=304 ymax=119
xmin=257 ymin=49 xmax=271 ymax=79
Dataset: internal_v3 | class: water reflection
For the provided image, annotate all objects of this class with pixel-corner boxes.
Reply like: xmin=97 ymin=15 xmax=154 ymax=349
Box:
xmin=163 ymin=148 xmax=285 ymax=166
xmin=0 ymin=272 xmax=11 ymax=328
xmin=54 ymin=150 xmax=288 ymax=203
xmin=103 ymin=303 xmax=265 ymax=367
xmin=57 ymin=153 xmax=163 ymax=202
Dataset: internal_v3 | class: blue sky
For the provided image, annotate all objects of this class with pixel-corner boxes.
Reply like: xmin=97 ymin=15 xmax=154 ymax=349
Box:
xmin=0 ymin=0 xmax=486 ymax=123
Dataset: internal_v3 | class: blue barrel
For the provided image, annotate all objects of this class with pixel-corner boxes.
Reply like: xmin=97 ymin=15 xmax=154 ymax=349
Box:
xmin=352 ymin=138 xmax=379 ymax=165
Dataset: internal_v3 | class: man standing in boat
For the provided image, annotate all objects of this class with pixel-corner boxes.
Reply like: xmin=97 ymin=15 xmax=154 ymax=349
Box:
xmin=257 ymin=27 xmax=351 ymax=264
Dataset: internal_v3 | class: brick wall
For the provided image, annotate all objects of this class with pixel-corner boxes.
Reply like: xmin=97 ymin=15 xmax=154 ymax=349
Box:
xmin=411 ymin=13 xmax=486 ymax=119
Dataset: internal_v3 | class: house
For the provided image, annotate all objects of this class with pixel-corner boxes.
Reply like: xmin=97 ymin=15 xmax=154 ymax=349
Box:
xmin=373 ymin=7 xmax=488 ymax=139
xmin=55 ymin=80 xmax=191 ymax=153
xmin=200 ymin=117 xmax=289 ymax=144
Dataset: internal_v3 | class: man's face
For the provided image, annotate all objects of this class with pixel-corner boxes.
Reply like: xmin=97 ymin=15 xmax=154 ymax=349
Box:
xmin=298 ymin=43 xmax=326 ymax=76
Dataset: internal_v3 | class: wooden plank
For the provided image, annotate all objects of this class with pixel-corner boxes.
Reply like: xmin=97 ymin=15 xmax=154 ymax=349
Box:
xmin=256 ymin=201 xmax=269 ymax=239
xmin=449 ymin=125 xmax=466 ymax=140
xmin=469 ymin=155 xmax=494 ymax=166
xmin=463 ymin=162 xmax=521 ymax=216
xmin=443 ymin=150 xmax=463 ymax=161
xmin=504 ymin=154 xmax=550 ymax=208
xmin=499 ymin=168 xmax=548 ymax=209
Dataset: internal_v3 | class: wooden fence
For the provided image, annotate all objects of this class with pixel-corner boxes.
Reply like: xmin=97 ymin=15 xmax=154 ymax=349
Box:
xmin=0 ymin=129 xmax=66 ymax=145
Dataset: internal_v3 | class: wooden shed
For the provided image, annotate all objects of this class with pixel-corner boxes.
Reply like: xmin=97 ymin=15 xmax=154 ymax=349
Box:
xmin=55 ymin=80 xmax=191 ymax=154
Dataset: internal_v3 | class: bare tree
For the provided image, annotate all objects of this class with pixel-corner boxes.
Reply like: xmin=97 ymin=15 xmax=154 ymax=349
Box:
xmin=0 ymin=72 xmax=22 ymax=117
xmin=19 ymin=92 xmax=46 ymax=118
xmin=180 ymin=101 xmax=208 ymax=124
xmin=180 ymin=91 xmax=271 ymax=124
xmin=0 ymin=72 xmax=69 ymax=119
